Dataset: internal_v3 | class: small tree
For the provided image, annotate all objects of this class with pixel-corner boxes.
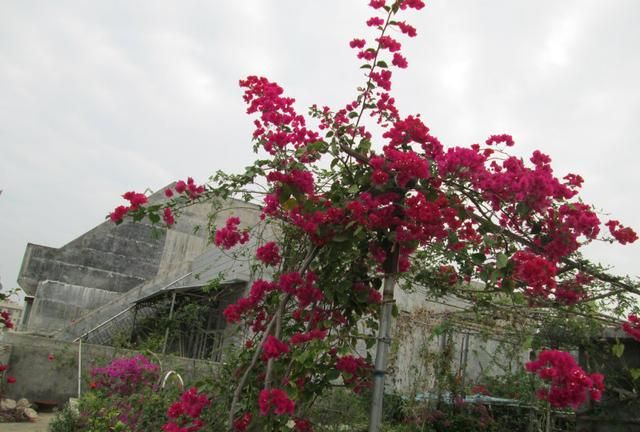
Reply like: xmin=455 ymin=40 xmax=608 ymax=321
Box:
xmin=110 ymin=1 xmax=638 ymax=431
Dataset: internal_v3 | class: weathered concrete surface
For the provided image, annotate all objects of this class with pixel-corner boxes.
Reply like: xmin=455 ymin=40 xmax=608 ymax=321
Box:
xmin=18 ymin=221 xmax=166 ymax=296
xmin=0 ymin=332 xmax=219 ymax=406
xmin=53 ymin=201 xmax=264 ymax=342
xmin=27 ymin=281 xmax=120 ymax=334
xmin=17 ymin=191 xmax=254 ymax=338
xmin=391 ymin=289 xmax=529 ymax=393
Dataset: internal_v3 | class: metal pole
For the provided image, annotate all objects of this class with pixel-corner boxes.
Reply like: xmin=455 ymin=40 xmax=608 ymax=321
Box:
xmin=368 ymin=248 xmax=399 ymax=432
xmin=130 ymin=306 xmax=138 ymax=344
xmin=460 ymin=333 xmax=469 ymax=391
xmin=77 ymin=339 xmax=82 ymax=398
xmin=162 ymin=291 xmax=177 ymax=355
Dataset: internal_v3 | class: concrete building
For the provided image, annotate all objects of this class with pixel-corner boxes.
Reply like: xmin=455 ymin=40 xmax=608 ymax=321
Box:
xmin=14 ymin=185 xmax=526 ymax=393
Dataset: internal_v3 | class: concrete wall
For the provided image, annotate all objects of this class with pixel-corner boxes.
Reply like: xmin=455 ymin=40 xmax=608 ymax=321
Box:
xmin=18 ymin=222 xmax=166 ymax=296
xmin=0 ymin=332 xmax=220 ymax=406
xmin=391 ymin=289 xmax=528 ymax=394
xmin=27 ymin=281 xmax=120 ymax=333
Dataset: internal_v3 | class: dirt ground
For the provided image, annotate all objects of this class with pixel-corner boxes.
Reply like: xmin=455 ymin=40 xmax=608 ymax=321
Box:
xmin=1 ymin=412 xmax=55 ymax=432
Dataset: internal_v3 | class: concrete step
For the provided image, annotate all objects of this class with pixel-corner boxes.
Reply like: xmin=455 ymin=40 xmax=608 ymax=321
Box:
xmin=25 ymin=257 xmax=146 ymax=293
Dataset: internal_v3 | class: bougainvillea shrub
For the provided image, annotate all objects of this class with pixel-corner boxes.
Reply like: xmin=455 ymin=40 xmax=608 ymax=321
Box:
xmin=107 ymin=0 xmax=638 ymax=429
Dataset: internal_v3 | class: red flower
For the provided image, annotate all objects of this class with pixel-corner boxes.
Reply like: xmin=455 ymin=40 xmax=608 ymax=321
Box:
xmin=377 ymin=36 xmax=401 ymax=52
xmin=109 ymin=205 xmax=129 ymax=223
xmin=526 ymin=350 xmax=604 ymax=409
xmin=214 ymin=217 xmax=250 ymax=249
xmin=233 ymin=412 xmax=252 ymax=431
xmin=350 ymin=38 xmax=366 ymax=49
xmin=485 ymin=133 xmax=514 ymax=147
xmin=606 ymin=220 xmax=638 ymax=245
xmin=392 ymin=53 xmax=408 ymax=69
xmin=366 ymin=17 xmax=385 ymax=27
xmin=122 ymin=191 xmax=148 ymax=209
xmin=622 ymin=314 xmax=640 ymax=341
xmin=163 ymin=207 xmax=175 ymax=227
xmin=48 ymin=353 xmax=55 ymax=361
xmin=256 ymin=242 xmax=282 ymax=266
xmin=262 ymin=335 xmax=290 ymax=360
xmin=258 ymin=388 xmax=295 ymax=416
xmin=396 ymin=21 xmax=417 ymax=37
xmin=6 ymin=376 xmax=16 ymax=384
xmin=400 ymin=0 xmax=425 ymax=9
xmin=294 ymin=418 xmax=313 ymax=431
xmin=175 ymin=180 xmax=187 ymax=194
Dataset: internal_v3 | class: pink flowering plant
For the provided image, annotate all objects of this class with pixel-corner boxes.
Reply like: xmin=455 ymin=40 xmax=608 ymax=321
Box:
xmin=108 ymin=0 xmax=639 ymax=430
xmin=89 ymin=354 xmax=160 ymax=396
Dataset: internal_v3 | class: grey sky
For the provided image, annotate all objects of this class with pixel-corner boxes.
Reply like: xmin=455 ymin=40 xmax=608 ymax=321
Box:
xmin=1 ymin=0 xmax=638 ymax=297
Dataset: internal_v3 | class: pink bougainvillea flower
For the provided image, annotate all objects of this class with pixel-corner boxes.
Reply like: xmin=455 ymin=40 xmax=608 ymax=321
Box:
xmin=258 ymin=388 xmax=295 ymax=416
xmin=109 ymin=205 xmax=129 ymax=223
xmin=214 ymin=217 xmax=250 ymax=249
xmin=622 ymin=314 xmax=640 ymax=341
xmin=255 ymin=241 xmax=282 ymax=266
xmin=163 ymin=207 xmax=175 ymax=227
xmin=526 ymin=350 xmax=604 ymax=409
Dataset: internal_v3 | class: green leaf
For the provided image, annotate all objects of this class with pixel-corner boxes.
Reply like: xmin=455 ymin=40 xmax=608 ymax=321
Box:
xmin=496 ymin=253 xmax=509 ymax=269
xmin=326 ymin=369 xmax=340 ymax=381
xmin=512 ymin=292 xmax=527 ymax=305
xmin=357 ymin=139 xmax=371 ymax=154
xmin=483 ymin=235 xmax=496 ymax=247
xmin=360 ymin=64 xmax=372 ymax=69
xmin=432 ymin=324 xmax=446 ymax=336
xmin=376 ymin=60 xmax=388 ymax=68
xmin=612 ymin=342 xmax=625 ymax=358
xmin=332 ymin=234 xmax=350 ymax=243
xmin=471 ymin=253 xmax=486 ymax=265
xmin=630 ymin=368 xmax=640 ymax=380
xmin=348 ymin=111 xmax=359 ymax=119
xmin=490 ymin=269 xmax=504 ymax=283
xmin=282 ymin=198 xmax=298 ymax=211
xmin=365 ymin=338 xmax=376 ymax=349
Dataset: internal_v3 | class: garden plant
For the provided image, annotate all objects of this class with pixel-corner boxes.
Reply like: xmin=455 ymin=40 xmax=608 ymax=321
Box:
xmin=104 ymin=0 xmax=639 ymax=431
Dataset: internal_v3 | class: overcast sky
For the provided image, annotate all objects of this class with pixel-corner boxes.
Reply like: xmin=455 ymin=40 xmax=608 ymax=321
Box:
xmin=1 ymin=0 xmax=638 ymax=298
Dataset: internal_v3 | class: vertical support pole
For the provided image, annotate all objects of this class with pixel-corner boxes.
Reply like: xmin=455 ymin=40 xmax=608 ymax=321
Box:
xmin=369 ymin=247 xmax=399 ymax=432
xmin=129 ymin=306 xmax=139 ymax=344
xmin=460 ymin=333 xmax=470 ymax=391
xmin=162 ymin=291 xmax=177 ymax=355
xmin=77 ymin=339 xmax=82 ymax=398
xmin=545 ymin=401 xmax=552 ymax=432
